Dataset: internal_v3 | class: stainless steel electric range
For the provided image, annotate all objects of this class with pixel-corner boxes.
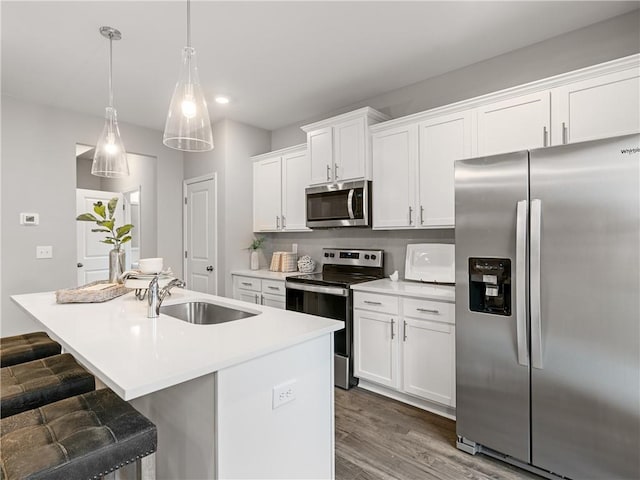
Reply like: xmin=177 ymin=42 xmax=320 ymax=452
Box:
xmin=285 ymin=248 xmax=384 ymax=389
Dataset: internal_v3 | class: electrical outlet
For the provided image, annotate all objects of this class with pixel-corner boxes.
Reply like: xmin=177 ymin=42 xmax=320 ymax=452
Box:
xmin=272 ymin=379 xmax=297 ymax=409
xmin=36 ymin=246 xmax=53 ymax=259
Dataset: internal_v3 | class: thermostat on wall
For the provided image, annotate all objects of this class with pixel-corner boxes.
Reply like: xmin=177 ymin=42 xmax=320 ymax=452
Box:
xmin=20 ymin=213 xmax=39 ymax=225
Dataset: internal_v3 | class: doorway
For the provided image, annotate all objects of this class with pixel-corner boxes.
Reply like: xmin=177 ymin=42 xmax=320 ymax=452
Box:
xmin=183 ymin=174 xmax=217 ymax=294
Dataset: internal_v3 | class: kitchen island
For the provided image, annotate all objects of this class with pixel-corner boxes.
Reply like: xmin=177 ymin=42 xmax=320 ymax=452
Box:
xmin=12 ymin=289 xmax=342 ymax=480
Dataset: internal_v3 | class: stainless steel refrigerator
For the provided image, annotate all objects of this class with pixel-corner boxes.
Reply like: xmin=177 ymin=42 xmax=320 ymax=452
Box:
xmin=454 ymin=134 xmax=640 ymax=479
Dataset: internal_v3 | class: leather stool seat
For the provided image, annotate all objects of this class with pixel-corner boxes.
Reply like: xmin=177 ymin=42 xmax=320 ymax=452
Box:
xmin=0 ymin=388 xmax=157 ymax=480
xmin=0 ymin=332 xmax=61 ymax=367
xmin=1 ymin=353 xmax=95 ymax=418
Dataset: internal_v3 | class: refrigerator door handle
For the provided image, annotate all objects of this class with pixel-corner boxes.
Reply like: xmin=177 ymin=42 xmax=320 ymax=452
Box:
xmin=516 ymin=200 xmax=529 ymax=367
xmin=530 ymin=198 xmax=544 ymax=369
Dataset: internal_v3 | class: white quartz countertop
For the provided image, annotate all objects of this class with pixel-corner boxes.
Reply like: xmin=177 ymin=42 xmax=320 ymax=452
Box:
xmin=231 ymin=269 xmax=306 ymax=281
xmin=351 ymin=279 xmax=455 ymax=302
xmin=12 ymin=289 xmax=342 ymax=401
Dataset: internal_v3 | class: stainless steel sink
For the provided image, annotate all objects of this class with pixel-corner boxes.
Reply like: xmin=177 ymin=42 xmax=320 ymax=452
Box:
xmin=160 ymin=301 xmax=258 ymax=325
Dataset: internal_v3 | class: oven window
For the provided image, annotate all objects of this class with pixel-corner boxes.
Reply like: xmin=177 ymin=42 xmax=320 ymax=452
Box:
xmin=286 ymin=289 xmax=348 ymax=356
xmin=307 ymin=189 xmax=364 ymax=221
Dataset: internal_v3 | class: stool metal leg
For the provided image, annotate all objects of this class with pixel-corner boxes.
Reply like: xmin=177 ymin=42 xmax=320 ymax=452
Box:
xmin=136 ymin=453 xmax=156 ymax=480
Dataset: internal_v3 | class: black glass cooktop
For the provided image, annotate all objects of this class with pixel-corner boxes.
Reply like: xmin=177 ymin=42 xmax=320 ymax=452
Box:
xmin=287 ymin=265 xmax=384 ymax=288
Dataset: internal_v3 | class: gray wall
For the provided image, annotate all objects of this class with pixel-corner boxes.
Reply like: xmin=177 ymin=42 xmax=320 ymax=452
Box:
xmin=272 ymin=10 xmax=640 ymax=149
xmin=76 ymin=158 xmax=101 ymax=190
xmin=184 ymin=119 xmax=270 ymax=297
xmin=1 ymin=96 xmax=184 ymax=336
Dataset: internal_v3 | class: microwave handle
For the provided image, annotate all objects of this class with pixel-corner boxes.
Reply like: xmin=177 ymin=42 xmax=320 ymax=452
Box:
xmin=347 ymin=189 xmax=355 ymax=219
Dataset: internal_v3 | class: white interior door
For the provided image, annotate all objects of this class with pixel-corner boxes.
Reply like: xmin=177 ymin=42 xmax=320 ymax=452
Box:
xmin=184 ymin=175 xmax=217 ymax=294
xmin=76 ymin=188 xmax=124 ymax=285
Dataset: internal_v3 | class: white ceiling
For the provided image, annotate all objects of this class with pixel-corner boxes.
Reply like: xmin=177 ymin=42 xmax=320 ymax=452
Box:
xmin=2 ymin=1 xmax=638 ymax=132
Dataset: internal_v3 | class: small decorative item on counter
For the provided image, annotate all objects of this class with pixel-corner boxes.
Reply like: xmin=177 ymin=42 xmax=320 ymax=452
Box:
xmin=56 ymin=281 xmax=130 ymax=304
xmin=270 ymin=252 xmax=298 ymax=272
xmin=248 ymin=237 xmax=265 ymax=270
xmin=297 ymin=255 xmax=316 ymax=273
xmin=389 ymin=270 xmax=399 ymax=282
xmin=76 ymin=197 xmax=133 ymax=283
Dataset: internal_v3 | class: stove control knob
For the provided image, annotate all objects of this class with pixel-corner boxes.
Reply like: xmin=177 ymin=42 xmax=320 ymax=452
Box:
xmin=330 ymin=253 xmax=335 ymax=258
xmin=371 ymin=254 xmax=377 ymax=260
xmin=364 ymin=254 xmax=370 ymax=260
xmin=324 ymin=253 xmax=329 ymax=257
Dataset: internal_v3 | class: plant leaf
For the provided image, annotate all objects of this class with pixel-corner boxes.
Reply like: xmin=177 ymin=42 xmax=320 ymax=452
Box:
xmin=76 ymin=213 xmax=99 ymax=222
xmin=107 ymin=197 xmax=118 ymax=219
xmin=120 ymin=235 xmax=132 ymax=245
xmin=93 ymin=202 xmax=106 ymax=219
xmin=97 ymin=219 xmax=115 ymax=230
xmin=101 ymin=239 xmax=115 ymax=244
xmin=116 ymin=224 xmax=133 ymax=238
xmin=91 ymin=228 xmax=111 ymax=233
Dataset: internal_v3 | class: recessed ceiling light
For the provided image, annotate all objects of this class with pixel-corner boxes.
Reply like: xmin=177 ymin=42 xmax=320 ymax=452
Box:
xmin=215 ymin=95 xmax=230 ymax=105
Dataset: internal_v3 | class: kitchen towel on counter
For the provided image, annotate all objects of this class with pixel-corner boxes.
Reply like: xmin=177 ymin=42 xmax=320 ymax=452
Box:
xmin=270 ymin=252 xmax=297 ymax=272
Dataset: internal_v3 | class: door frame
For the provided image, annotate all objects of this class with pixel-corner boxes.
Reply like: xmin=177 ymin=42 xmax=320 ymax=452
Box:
xmin=183 ymin=173 xmax=218 ymax=295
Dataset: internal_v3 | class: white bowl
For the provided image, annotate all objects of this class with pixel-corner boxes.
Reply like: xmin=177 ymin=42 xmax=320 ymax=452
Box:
xmin=139 ymin=257 xmax=163 ymax=274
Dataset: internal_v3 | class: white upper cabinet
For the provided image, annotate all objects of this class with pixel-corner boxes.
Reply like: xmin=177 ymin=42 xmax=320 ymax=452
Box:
xmin=253 ymin=156 xmax=282 ymax=232
xmin=371 ymin=109 xmax=473 ymax=230
xmin=282 ymin=148 xmax=310 ymax=231
xmin=551 ymin=68 xmax=640 ymax=145
xmin=372 ymin=125 xmax=418 ymax=229
xmin=418 ymin=110 xmax=474 ymax=227
xmin=302 ymin=107 xmax=389 ymax=186
xmin=252 ymin=144 xmax=310 ymax=233
xmin=476 ymin=91 xmax=551 ymax=156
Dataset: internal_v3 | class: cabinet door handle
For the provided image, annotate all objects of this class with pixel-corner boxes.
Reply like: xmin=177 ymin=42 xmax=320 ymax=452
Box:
xmin=334 ymin=163 xmax=339 ymax=180
xmin=281 ymin=216 xmax=286 ymax=229
xmin=390 ymin=319 xmax=395 ymax=340
xmin=403 ymin=320 xmax=408 ymax=342
xmin=267 ymin=286 xmax=280 ymax=291
xmin=408 ymin=206 xmax=413 ymax=225
xmin=420 ymin=205 xmax=424 ymax=225
xmin=364 ymin=300 xmax=382 ymax=306
xmin=543 ymin=126 xmax=548 ymax=147
xmin=241 ymin=282 xmax=253 ymax=286
xmin=417 ymin=308 xmax=439 ymax=314
xmin=276 ymin=216 xmax=280 ymax=229
xmin=255 ymin=293 xmax=260 ymax=303
xmin=326 ymin=164 xmax=331 ymax=181
xmin=562 ymin=122 xmax=567 ymax=144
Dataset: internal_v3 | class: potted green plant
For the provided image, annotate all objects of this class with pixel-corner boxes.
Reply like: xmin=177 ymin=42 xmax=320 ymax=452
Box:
xmin=76 ymin=197 xmax=133 ymax=283
xmin=248 ymin=237 xmax=265 ymax=270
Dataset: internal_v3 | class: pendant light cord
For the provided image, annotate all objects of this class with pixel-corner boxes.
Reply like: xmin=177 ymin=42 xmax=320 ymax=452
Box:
xmin=186 ymin=0 xmax=191 ymax=48
xmin=108 ymin=33 xmax=114 ymax=108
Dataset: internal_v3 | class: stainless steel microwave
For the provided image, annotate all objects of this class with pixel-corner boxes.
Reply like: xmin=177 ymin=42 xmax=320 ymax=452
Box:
xmin=306 ymin=180 xmax=371 ymax=228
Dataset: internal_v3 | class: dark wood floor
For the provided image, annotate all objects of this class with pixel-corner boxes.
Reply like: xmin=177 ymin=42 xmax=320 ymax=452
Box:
xmin=335 ymin=387 xmax=540 ymax=480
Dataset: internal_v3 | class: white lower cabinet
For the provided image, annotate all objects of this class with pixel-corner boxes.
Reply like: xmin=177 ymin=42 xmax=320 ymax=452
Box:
xmin=353 ymin=291 xmax=455 ymax=410
xmin=232 ymin=274 xmax=286 ymax=309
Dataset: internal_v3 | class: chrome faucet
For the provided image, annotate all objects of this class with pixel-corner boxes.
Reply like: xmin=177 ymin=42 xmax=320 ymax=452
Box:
xmin=148 ymin=276 xmax=186 ymax=318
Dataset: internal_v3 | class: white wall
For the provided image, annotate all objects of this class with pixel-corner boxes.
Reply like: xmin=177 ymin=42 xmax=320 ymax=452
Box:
xmin=183 ymin=119 xmax=270 ymax=297
xmin=271 ymin=10 xmax=640 ymax=149
xmin=0 ymin=96 xmax=184 ymax=336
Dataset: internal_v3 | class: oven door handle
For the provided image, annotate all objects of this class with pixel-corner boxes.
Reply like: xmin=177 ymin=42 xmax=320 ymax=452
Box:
xmin=285 ymin=282 xmax=350 ymax=297
xmin=347 ymin=189 xmax=355 ymax=219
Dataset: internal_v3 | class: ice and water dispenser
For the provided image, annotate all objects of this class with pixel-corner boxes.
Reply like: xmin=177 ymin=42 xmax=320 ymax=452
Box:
xmin=468 ymin=258 xmax=511 ymax=316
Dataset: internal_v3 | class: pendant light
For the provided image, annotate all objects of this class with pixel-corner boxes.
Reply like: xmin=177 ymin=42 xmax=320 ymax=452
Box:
xmin=163 ymin=0 xmax=214 ymax=152
xmin=92 ymin=26 xmax=129 ymax=178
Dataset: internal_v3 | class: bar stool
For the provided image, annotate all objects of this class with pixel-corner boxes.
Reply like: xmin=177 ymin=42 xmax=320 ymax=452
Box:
xmin=0 ymin=388 xmax=157 ymax=479
xmin=0 ymin=332 xmax=61 ymax=367
xmin=1 ymin=353 xmax=95 ymax=418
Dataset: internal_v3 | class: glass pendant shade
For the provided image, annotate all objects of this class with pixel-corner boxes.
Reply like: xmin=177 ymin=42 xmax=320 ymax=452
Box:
xmin=163 ymin=46 xmax=214 ymax=152
xmin=92 ymin=106 xmax=129 ymax=178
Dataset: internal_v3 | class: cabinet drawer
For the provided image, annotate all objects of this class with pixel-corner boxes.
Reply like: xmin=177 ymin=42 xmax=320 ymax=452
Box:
xmin=233 ymin=276 xmax=261 ymax=292
xmin=262 ymin=280 xmax=285 ymax=296
xmin=402 ymin=298 xmax=454 ymax=324
xmin=354 ymin=292 xmax=399 ymax=314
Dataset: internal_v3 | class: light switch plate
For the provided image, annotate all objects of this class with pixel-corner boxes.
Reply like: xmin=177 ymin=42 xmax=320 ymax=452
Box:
xmin=20 ymin=213 xmax=39 ymax=225
xmin=36 ymin=246 xmax=53 ymax=259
